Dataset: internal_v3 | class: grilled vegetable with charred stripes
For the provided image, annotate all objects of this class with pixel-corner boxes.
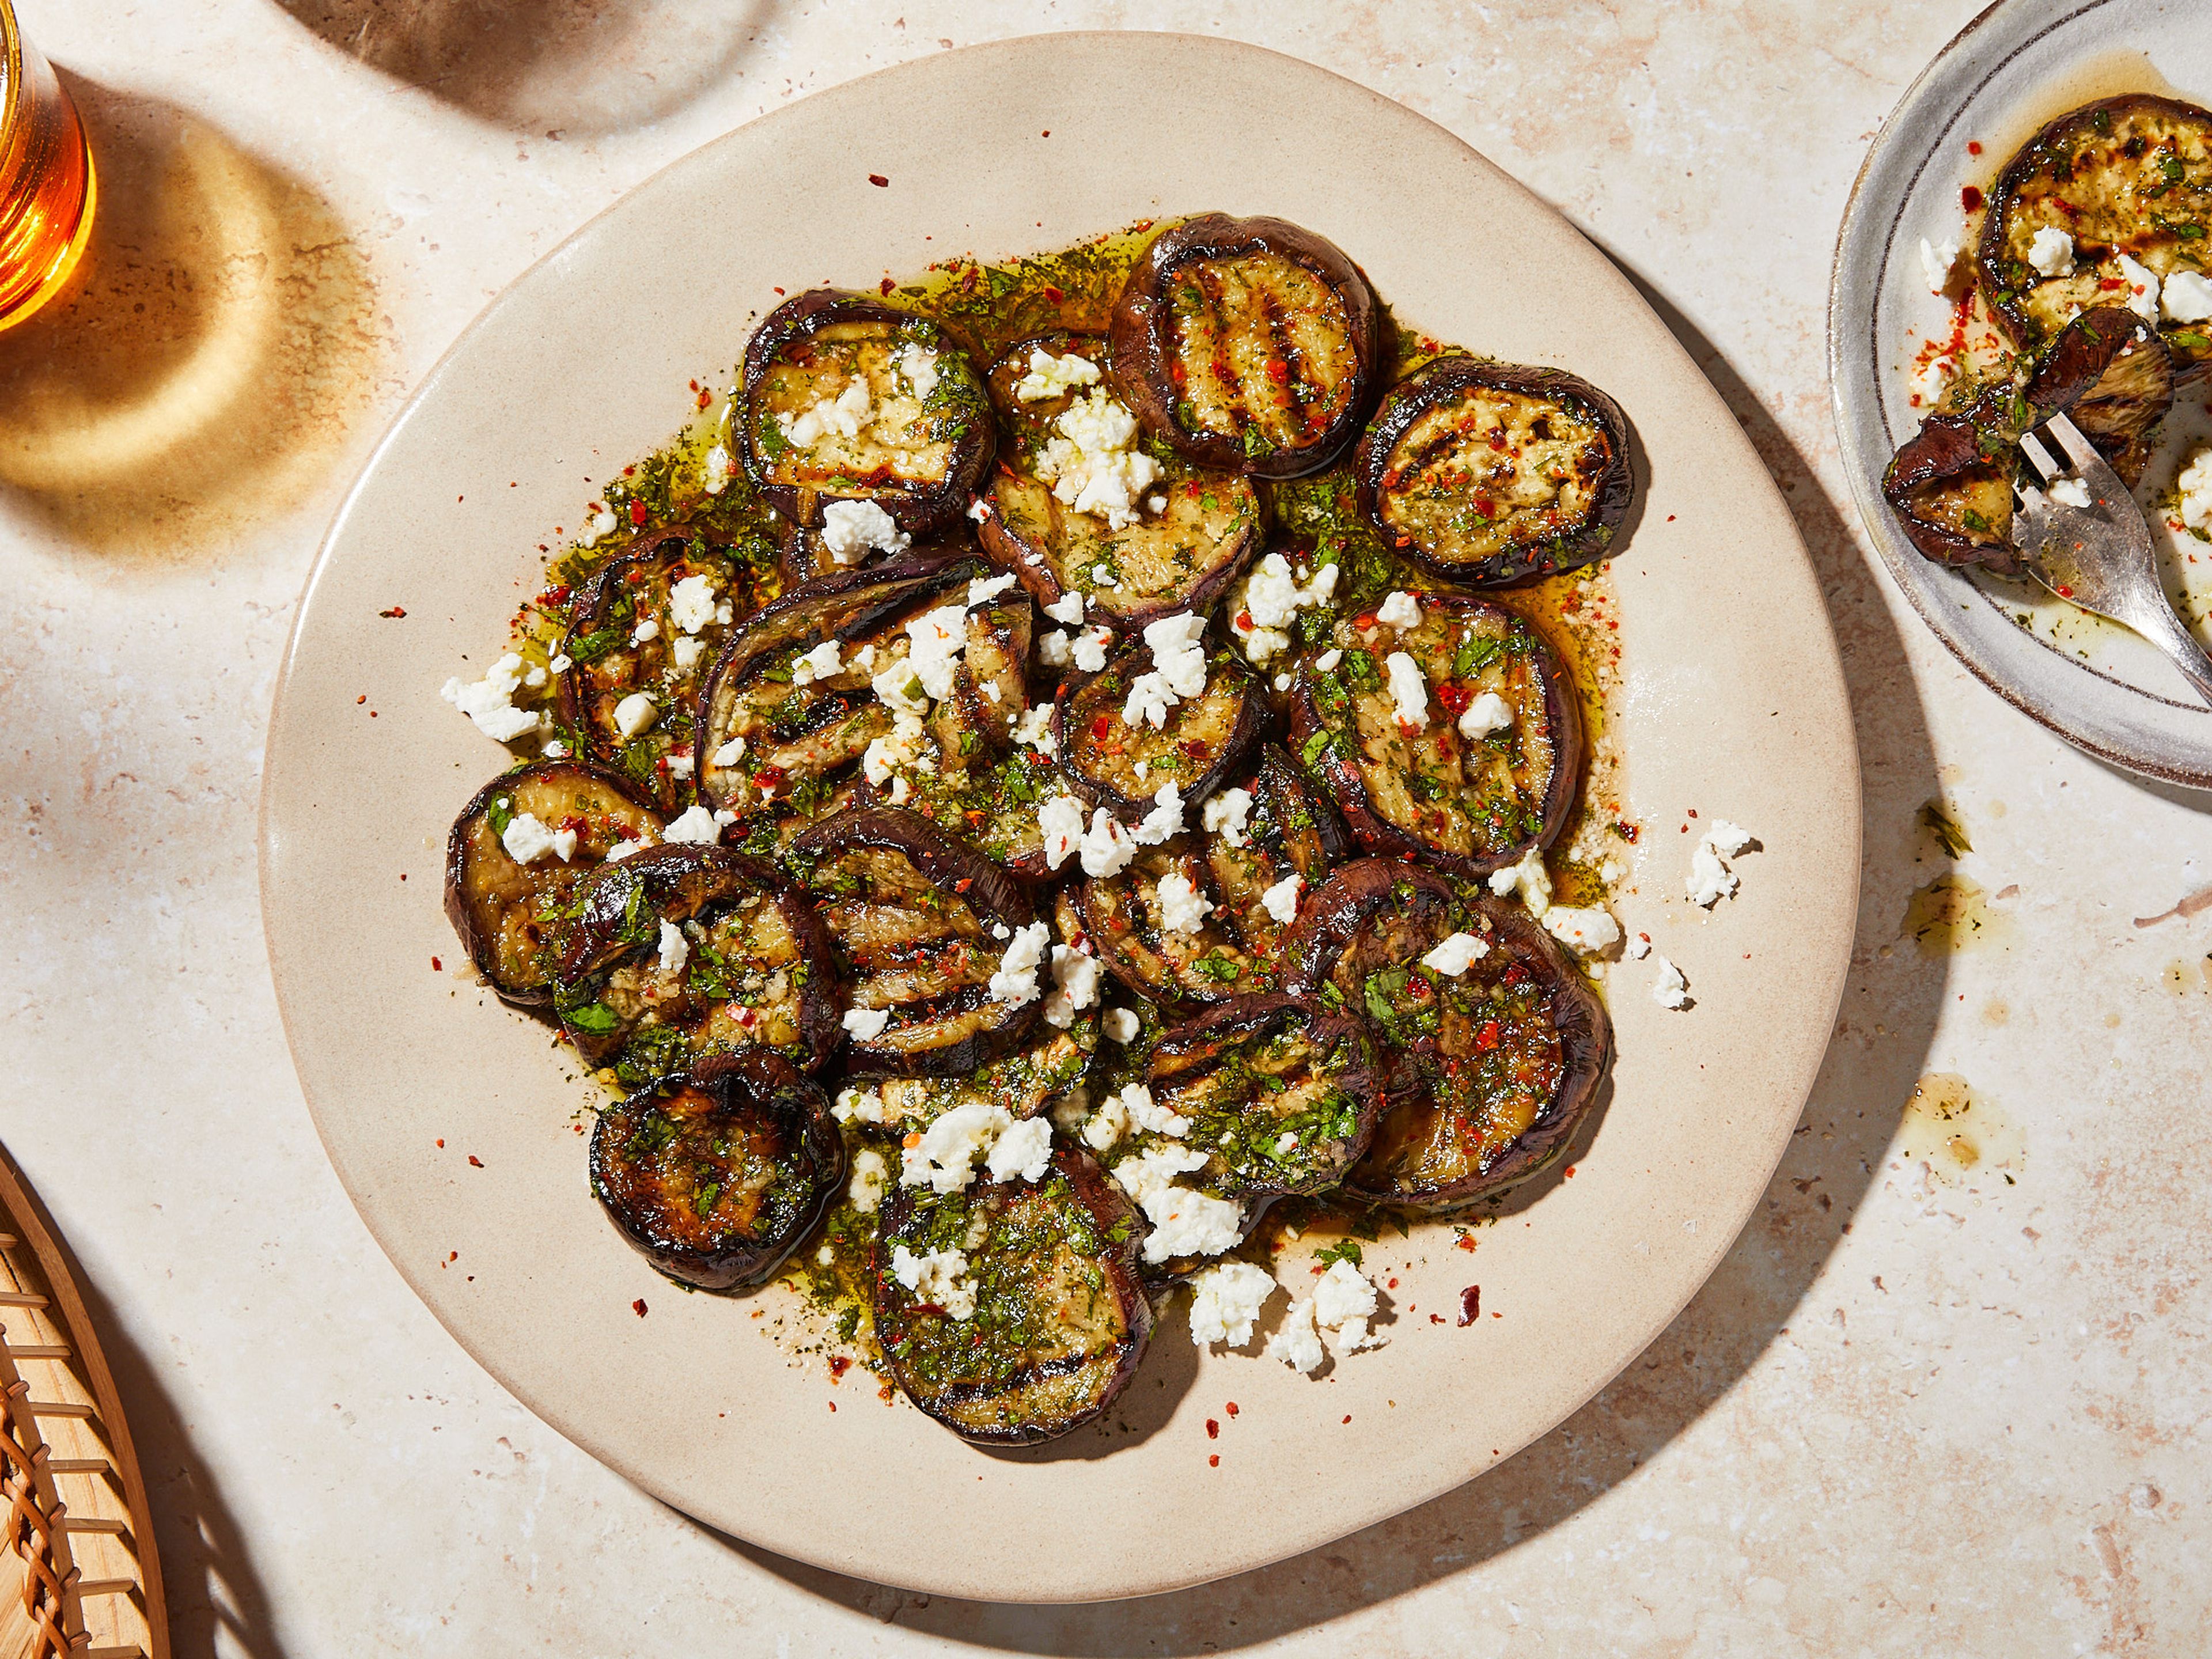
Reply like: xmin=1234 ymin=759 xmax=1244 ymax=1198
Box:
xmin=590 ymin=1052 xmax=844 ymax=1290
xmin=868 ymin=1028 xmax=1095 ymax=1136
xmin=1056 ymin=630 xmax=1268 ymax=819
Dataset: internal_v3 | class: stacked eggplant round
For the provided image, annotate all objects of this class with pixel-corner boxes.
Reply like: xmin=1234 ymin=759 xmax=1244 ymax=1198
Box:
xmin=442 ymin=214 xmax=1631 ymax=1445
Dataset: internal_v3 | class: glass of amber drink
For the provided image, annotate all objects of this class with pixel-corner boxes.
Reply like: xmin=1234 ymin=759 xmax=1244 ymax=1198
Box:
xmin=0 ymin=0 xmax=93 ymax=332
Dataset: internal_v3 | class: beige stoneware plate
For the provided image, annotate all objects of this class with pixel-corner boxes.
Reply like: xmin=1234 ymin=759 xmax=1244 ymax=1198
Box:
xmin=261 ymin=34 xmax=1858 ymax=1602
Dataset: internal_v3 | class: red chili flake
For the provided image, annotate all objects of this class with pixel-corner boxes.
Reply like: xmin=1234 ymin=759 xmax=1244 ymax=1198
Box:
xmin=1615 ymin=820 xmax=1639 ymax=842
xmin=1961 ymin=184 xmax=1984 ymax=211
xmin=1475 ymin=1019 xmax=1501 ymax=1052
xmin=1178 ymin=740 xmax=1210 ymax=762
xmin=1225 ymin=1402 xmax=1238 ymax=1417
xmin=690 ymin=380 xmax=700 ymax=392
xmin=468 ymin=1155 xmax=484 ymax=1168
xmin=1092 ymin=714 xmax=1113 ymax=741
xmin=868 ymin=173 xmax=890 ymax=187
xmin=1435 ymin=681 xmax=1472 ymax=715
xmin=752 ymin=765 xmax=788 ymax=789
xmin=828 ymin=1402 xmax=836 ymax=1412
xmin=1351 ymin=612 xmax=1379 ymax=631
xmin=627 ymin=498 xmax=649 ymax=525
xmin=1170 ymin=360 xmax=1187 ymax=386
xmin=435 ymin=1138 xmax=444 ymax=1148
xmin=828 ymin=1355 xmax=852 ymax=1381
xmin=632 ymin=1298 xmax=649 ymax=1317
xmin=1688 ymin=808 xmax=1699 ymax=819
xmin=1967 ymin=140 xmax=1983 ymax=156
xmin=1043 ymin=285 xmax=1065 ymax=305
xmin=697 ymin=388 xmax=713 ymax=408
xmin=954 ymin=877 xmax=973 ymax=893
xmin=880 ymin=276 xmax=896 ymax=296
xmin=539 ymin=584 xmax=571 ymax=605
xmin=1209 ymin=1454 xmax=1220 ymax=1468
xmin=1387 ymin=1277 xmax=1399 ymax=1289
xmin=1205 ymin=1419 xmax=1219 ymax=1439
xmin=430 ymin=955 xmax=442 ymax=972
xmin=1459 ymin=1285 xmax=1481 ymax=1325
xmin=1342 ymin=1415 xmax=1352 ymax=1425
xmin=1266 ymin=358 xmax=1289 ymax=384
xmin=1474 ymin=497 xmax=1496 ymax=518
xmin=1565 ymin=1164 xmax=1577 ymax=1179
xmin=356 ymin=694 xmax=366 ymax=704
xmin=2056 ymin=584 xmax=2074 ymax=599
xmin=1430 ymin=1313 xmax=1446 ymax=1324
xmin=380 ymin=605 xmax=407 ymax=619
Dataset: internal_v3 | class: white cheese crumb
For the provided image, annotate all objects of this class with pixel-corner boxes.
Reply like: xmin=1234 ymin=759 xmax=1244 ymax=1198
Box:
xmin=1312 ymin=1258 xmax=1384 ymax=1354
xmin=1202 ymin=787 xmax=1253 ymax=847
xmin=499 ymin=812 xmax=575 ymax=865
xmin=1034 ymin=390 xmax=1162 ymax=530
xmin=1488 ymin=847 xmax=1552 ymax=918
xmin=1037 ymin=794 xmax=1088 ymax=870
xmin=1264 ymin=1296 xmax=1326 ymax=1374
xmin=2047 ymin=477 xmax=2092 ymax=509
xmin=540 ymin=738 xmax=569 ymax=759
xmin=441 ymin=654 xmax=541 ymax=742
xmin=1155 ymin=870 xmax=1212 ymax=935
xmin=832 ymin=1086 xmax=886 ymax=1126
xmin=897 ymin=342 xmax=941 ymax=401
xmin=1121 ymin=1082 xmax=1190 ymax=1139
xmin=780 ymin=379 xmax=872 ymax=448
xmin=701 ymin=445 xmax=733 ymax=495
xmin=710 ymin=735 xmax=746 ymax=768
xmin=1918 ymin=237 xmax=1957 ymax=297
xmin=1079 ymin=809 xmax=1137 ymax=878
xmin=612 ymin=691 xmax=657 ymax=738
xmin=1014 ymin=346 xmax=1102 ymax=402
xmin=842 ymin=1005 xmax=891 ymax=1042
xmin=670 ymin=635 xmax=706 ymax=671
xmin=630 ymin=618 xmax=661 ymax=646
xmin=988 ymin=921 xmax=1051 ymax=1008
xmin=889 ymin=1244 xmax=976 ymax=1320
xmin=1113 ymin=1145 xmax=1242 ymax=1264
xmin=820 ymin=498 xmax=911 ymax=566
xmin=2178 ymin=445 xmax=2212 ymax=531
xmin=1135 ymin=782 xmax=1185 ymax=846
xmin=2162 ymin=269 xmax=2212 ymax=325
xmin=1457 ymin=690 xmax=1513 ymax=740
xmin=1037 ymin=628 xmax=1073 ymax=668
xmin=967 ymin=572 xmax=1018 ymax=608
xmin=523 ymin=664 xmax=547 ymax=689
xmin=2027 ymin=225 xmax=2075 ymax=278
xmin=1042 ymin=944 xmax=1102 ymax=1029
xmin=2115 ymin=253 xmax=2162 ymax=323
xmin=1421 ymin=931 xmax=1490 ymax=976
xmin=1687 ymin=821 xmax=1755 ymax=907
xmin=1071 ymin=624 xmax=1113 ymax=673
xmin=1543 ymin=905 xmax=1622 ymax=956
xmin=1043 ymin=592 xmax=1086 ymax=626
xmin=661 ymin=803 xmax=719 ymax=844
xmin=984 ymin=1116 xmax=1054 ymax=1184
xmin=900 ymin=1101 xmax=1015 ymax=1195
xmin=1101 ymin=1007 xmax=1141 ymax=1044
xmin=1187 ymin=1262 xmax=1277 ymax=1349
xmin=582 ymin=507 xmax=619 ymax=545
xmin=1236 ymin=553 xmax=1339 ymax=666
xmin=1376 ymin=589 xmax=1423 ymax=630
xmin=788 ymin=639 xmax=842 ymax=688
xmin=1082 ymin=1090 xmax=1130 ymax=1152
xmin=847 ymin=1148 xmax=889 ymax=1214
xmin=1012 ymin=703 xmax=1058 ymax=756
xmin=656 ymin=919 xmax=689 ymax=976
xmin=1383 ymin=652 xmax=1430 ymax=732
xmin=1260 ymin=871 xmax=1304 ymax=925
xmin=1626 ymin=933 xmax=1651 ymax=960
xmin=1652 ymin=953 xmax=1691 ymax=1010
xmin=604 ymin=838 xmax=652 ymax=862
xmin=1315 ymin=648 xmax=1342 ymax=671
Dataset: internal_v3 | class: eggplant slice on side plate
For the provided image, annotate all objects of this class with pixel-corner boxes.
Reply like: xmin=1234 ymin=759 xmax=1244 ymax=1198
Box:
xmin=874 ymin=1145 xmax=1152 ymax=1445
xmin=740 ymin=289 xmax=995 ymax=536
xmin=1355 ymin=357 xmax=1634 ymax=588
xmin=790 ymin=806 xmax=1046 ymax=1077
xmin=444 ymin=760 xmax=665 ymax=1006
xmin=1145 ymin=994 xmax=1382 ymax=1202
xmin=1978 ymin=94 xmax=2212 ymax=384
xmin=1056 ymin=634 xmax=1268 ymax=820
xmin=1108 ymin=214 xmax=1383 ymax=479
xmin=590 ymin=1051 xmax=844 ymax=1290
xmin=1289 ymin=593 xmax=1579 ymax=879
xmin=552 ymin=844 xmax=841 ymax=1082
xmin=977 ymin=329 xmax=1266 ymax=631
xmin=1285 ymin=861 xmax=1611 ymax=1213
xmin=558 ymin=527 xmax=748 ymax=812
xmin=1883 ymin=306 xmax=2174 ymax=574
xmin=1060 ymin=744 xmax=1348 ymax=1009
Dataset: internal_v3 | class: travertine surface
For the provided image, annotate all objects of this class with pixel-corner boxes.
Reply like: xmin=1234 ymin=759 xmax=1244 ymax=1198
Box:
xmin=3 ymin=1 xmax=2207 ymax=1653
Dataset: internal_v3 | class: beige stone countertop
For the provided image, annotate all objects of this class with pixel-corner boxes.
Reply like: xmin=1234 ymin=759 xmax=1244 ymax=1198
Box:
xmin=5 ymin=1 xmax=2207 ymax=1652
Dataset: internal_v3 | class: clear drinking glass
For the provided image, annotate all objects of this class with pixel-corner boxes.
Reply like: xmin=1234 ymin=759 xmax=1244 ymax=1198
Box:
xmin=0 ymin=0 xmax=94 ymax=332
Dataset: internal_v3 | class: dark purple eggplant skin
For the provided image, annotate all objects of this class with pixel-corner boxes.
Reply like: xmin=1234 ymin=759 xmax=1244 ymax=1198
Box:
xmin=873 ymin=1145 xmax=1153 ymax=1446
xmin=787 ymin=805 xmax=1043 ymax=1076
xmin=1054 ymin=639 xmax=1272 ymax=819
xmin=739 ymin=289 xmax=993 ymax=536
xmin=694 ymin=551 xmax=986 ymax=813
xmin=444 ymin=760 xmax=664 ymax=1008
xmin=554 ymin=844 xmax=842 ymax=1071
xmin=590 ymin=1051 xmax=844 ymax=1291
xmin=1108 ymin=214 xmax=1382 ymax=479
xmin=1283 ymin=861 xmax=1612 ymax=1212
xmin=1354 ymin=357 xmax=1635 ymax=588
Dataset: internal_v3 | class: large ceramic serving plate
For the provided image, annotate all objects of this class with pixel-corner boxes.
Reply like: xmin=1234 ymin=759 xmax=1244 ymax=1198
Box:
xmin=262 ymin=34 xmax=1857 ymax=1601
xmin=1831 ymin=0 xmax=2212 ymax=786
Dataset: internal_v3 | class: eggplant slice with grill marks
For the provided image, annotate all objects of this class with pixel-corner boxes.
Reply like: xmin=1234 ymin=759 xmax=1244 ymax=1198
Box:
xmin=559 ymin=528 xmax=748 ymax=812
xmin=590 ymin=1051 xmax=844 ymax=1290
xmin=1145 ymin=994 xmax=1382 ymax=1202
xmin=1056 ymin=632 xmax=1268 ymax=819
xmin=863 ymin=1027 xmax=1096 ymax=1137
xmin=1883 ymin=306 xmax=2174 ymax=574
xmin=874 ymin=1145 xmax=1152 ymax=1445
xmin=553 ymin=844 xmax=840 ymax=1081
xmin=1290 ymin=594 xmax=1579 ymax=879
xmin=444 ymin=762 xmax=664 ymax=1006
xmin=1108 ymin=215 xmax=1382 ymax=479
xmin=1978 ymin=94 xmax=2212 ymax=382
xmin=790 ymin=806 xmax=1045 ymax=1077
xmin=741 ymin=290 xmax=994 ymax=536
xmin=1355 ymin=357 xmax=1634 ymax=587
xmin=1284 ymin=861 xmax=1611 ymax=1213
xmin=977 ymin=329 xmax=1266 ymax=631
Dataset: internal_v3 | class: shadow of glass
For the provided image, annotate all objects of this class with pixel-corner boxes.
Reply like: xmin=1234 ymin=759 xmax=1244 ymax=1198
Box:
xmin=269 ymin=0 xmax=777 ymax=137
xmin=715 ymin=257 xmax=1955 ymax=1650
xmin=0 ymin=77 xmax=390 ymax=561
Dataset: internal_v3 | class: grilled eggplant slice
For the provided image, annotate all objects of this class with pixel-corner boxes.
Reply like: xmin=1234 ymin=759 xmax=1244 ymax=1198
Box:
xmin=590 ymin=1052 xmax=843 ymax=1290
xmin=741 ymin=290 xmax=993 ymax=535
xmin=444 ymin=762 xmax=664 ymax=1006
xmin=1979 ymin=94 xmax=2212 ymax=381
xmin=559 ymin=528 xmax=745 ymax=812
xmin=1063 ymin=745 xmax=1347 ymax=1009
xmin=1057 ymin=635 xmax=1268 ymax=818
xmin=1355 ymin=358 xmax=1634 ymax=586
xmin=874 ymin=1146 xmax=1152 ymax=1445
xmin=553 ymin=844 xmax=840 ymax=1080
xmin=1285 ymin=861 xmax=1611 ymax=1212
xmin=978 ymin=330 xmax=1265 ymax=630
xmin=872 ymin=1028 xmax=1095 ymax=1136
xmin=1290 ymin=595 xmax=1578 ymax=878
xmin=1883 ymin=307 xmax=2173 ymax=573
xmin=790 ymin=806 xmax=1044 ymax=1076
xmin=1145 ymin=995 xmax=1381 ymax=1201
xmin=1109 ymin=215 xmax=1382 ymax=478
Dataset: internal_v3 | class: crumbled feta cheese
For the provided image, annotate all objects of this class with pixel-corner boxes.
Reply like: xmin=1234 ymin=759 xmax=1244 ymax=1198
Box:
xmin=2047 ymin=477 xmax=2092 ymax=509
xmin=1236 ymin=554 xmax=1339 ymax=666
xmin=1012 ymin=703 xmax=1058 ymax=756
xmin=789 ymin=639 xmax=842 ymax=688
xmin=1376 ymin=589 xmax=1423 ymax=630
xmin=1421 ymin=931 xmax=1490 ymax=976
xmin=1264 ymin=1296 xmax=1325 ymax=1374
xmin=1488 ymin=847 xmax=1552 ymax=917
xmin=604 ymin=838 xmax=652 ymax=862
xmin=985 ymin=1116 xmax=1054 ymax=1183
xmin=670 ymin=635 xmax=706 ymax=671
xmin=780 ymin=379 xmax=872 ymax=447
xmin=1625 ymin=933 xmax=1650 ymax=960
xmin=1155 ymin=870 xmax=1212 ymax=935
xmin=900 ymin=1101 xmax=1016 ymax=1194
xmin=832 ymin=1086 xmax=886 ymax=1125
xmin=1312 ymin=1258 xmax=1383 ymax=1354
xmin=547 ymin=653 xmax=572 ymax=675
xmin=1050 ymin=1087 xmax=1092 ymax=1135
xmin=1037 ymin=629 xmax=1073 ymax=668
xmin=966 ymin=497 xmax=991 ymax=524
xmin=889 ymin=1244 xmax=976 ymax=1319
xmin=662 ymin=803 xmax=719 ymax=844
xmin=2027 ymin=225 xmax=2075 ymax=278
xmin=1014 ymin=346 xmax=1103 ymax=402
xmin=898 ymin=342 xmax=941 ymax=400
xmin=1120 ymin=1082 xmax=1190 ymax=1139
xmin=2115 ymin=253 xmax=2162 ymax=323
xmin=540 ymin=738 xmax=569 ymax=759
xmin=967 ymin=572 xmax=1018 ymax=608
xmin=1135 ymin=783 xmax=1185 ymax=846
xmin=1918 ymin=237 xmax=1957 ymax=297
xmin=1705 ymin=820 xmax=1754 ymax=858
xmin=631 ymin=618 xmax=660 ymax=646
xmin=843 ymin=1005 xmax=891 ymax=1042
xmin=2163 ymin=269 xmax=2212 ymax=324
xmin=1037 ymin=794 xmax=1088 ymax=870
xmin=710 ymin=736 xmax=747 ymax=768
xmin=988 ymin=921 xmax=1051 ymax=1008
xmin=1033 ymin=391 xmax=1162 ymax=529
xmin=1908 ymin=351 xmax=1955 ymax=406
xmin=1687 ymin=821 xmax=1755 ymax=907
xmin=847 ymin=1148 xmax=889 ymax=1214
xmin=1260 ymin=872 xmax=1304 ymax=924
xmin=612 ymin=692 xmax=657 ymax=738
xmin=1202 ymin=787 xmax=1253 ymax=847
xmin=1457 ymin=691 xmax=1513 ymax=739
xmin=1071 ymin=625 xmax=1113 ymax=673
xmin=1384 ymin=652 xmax=1430 ymax=732
xmin=656 ymin=919 xmax=689 ymax=976
xmin=1043 ymin=945 xmax=1102 ymax=1029
xmin=1082 ymin=1090 xmax=1130 ymax=1152
xmin=2178 ymin=445 xmax=2212 ymax=531
xmin=701 ymin=445 xmax=733 ymax=495
xmin=1123 ymin=672 xmax=1175 ymax=730
xmin=1080 ymin=809 xmax=1137 ymax=878
xmin=820 ymin=498 xmax=911 ymax=566
xmin=1044 ymin=592 xmax=1086 ymax=626
xmin=1101 ymin=1007 xmax=1141 ymax=1044
xmin=1315 ymin=647 xmax=1342 ymax=671
xmin=1187 ymin=1262 xmax=1277 ymax=1349
xmin=1543 ymin=905 xmax=1622 ymax=955
xmin=900 ymin=603 xmax=971 ymax=703
xmin=524 ymin=664 xmax=548 ymax=689
xmin=1113 ymin=1145 xmax=1243 ymax=1264
xmin=582 ymin=507 xmax=619 ymax=545
xmin=500 ymin=811 xmax=575 ymax=865
xmin=1652 ymin=953 xmax=1691 ymax=1010
xmin=441 ymin=654 xmax=541 ymax=742
xmin=1134 ymin=760 xmax=1150 ymax=781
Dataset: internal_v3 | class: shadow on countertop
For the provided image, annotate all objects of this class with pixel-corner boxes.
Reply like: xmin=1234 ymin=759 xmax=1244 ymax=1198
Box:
xmin=268 ymin=0 xmax=778 ymax=137
xmin=721 ymin=261 xmax=1957 ymax=1651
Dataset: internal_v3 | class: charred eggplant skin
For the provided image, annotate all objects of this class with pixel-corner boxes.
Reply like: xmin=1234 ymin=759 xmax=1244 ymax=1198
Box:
xmin=443 ymin=760 xmax=663 ymax=1006
xmin=740 ymin=289 xmax=994 ymax=536
xmin=1355 ymin=357 xmax=1634 ymax=587
xmin=589 ymin=1051 xmax=844 ymax=1290
xmin=1108 ymin=214 xmax=1383 ymax=479
xmin=1055 ymin=639 xmax=1271 ymax=818
xmin=873 ymin=1145 xmax=1152 ymax=1446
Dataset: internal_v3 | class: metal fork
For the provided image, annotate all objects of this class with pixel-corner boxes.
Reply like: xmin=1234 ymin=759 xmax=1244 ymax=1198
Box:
xmin=2012 ymin=414 xmax=2212 ymax=708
